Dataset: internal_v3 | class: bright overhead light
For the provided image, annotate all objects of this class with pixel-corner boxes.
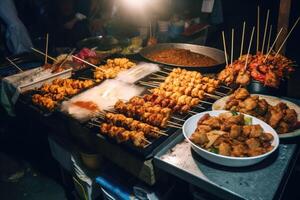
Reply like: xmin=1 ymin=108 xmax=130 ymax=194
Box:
xmin=120 ymin=0 xmax=151 ymax=11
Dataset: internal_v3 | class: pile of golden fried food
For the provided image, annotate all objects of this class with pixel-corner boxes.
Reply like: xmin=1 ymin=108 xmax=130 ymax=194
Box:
xmin=225 ymin=88 xmax=298 ymax=134
xmin=32 ymin=78 xmax=94 ymax=110
xmin=190 ymin=112 xmax=274 ymax=157
xmin=93 ymin=58 xmax=136 ymax=82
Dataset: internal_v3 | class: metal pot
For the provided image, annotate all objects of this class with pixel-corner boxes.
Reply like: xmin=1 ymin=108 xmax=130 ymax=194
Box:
xmin=247 ymin=79 xmax=288 ymax=97
xmin=139 ymin=43 xmax=225 ymax=73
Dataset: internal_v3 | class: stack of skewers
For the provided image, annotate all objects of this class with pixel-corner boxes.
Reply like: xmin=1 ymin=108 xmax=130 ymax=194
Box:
xmin=89 ymin=67 xmax=231 ymax=149
xmin=217 ymin=8 xmax=299 ymax=88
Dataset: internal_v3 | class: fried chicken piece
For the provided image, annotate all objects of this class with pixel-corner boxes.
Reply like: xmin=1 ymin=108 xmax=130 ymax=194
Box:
xmin=190 ymin=132 xmax=209 ymax=145
xmin=231 ymin=144 xmax=246 ymax=157
xmin=195 ymin=125 xmax=212 ymax=134
xmin=246 ymin=138 xmax=261 ymax=149
xmin=249 ymin=125 xmax=263 ymax=138
xmin=225 ymin=99 xmax=239 ymax=110
xmin=227 ymin=114 xmax=245 ymax=125
xmin=265 ymin=70 xmax=280 ymax=88
xmin=242 ymin=125 xmax=252 ymax=137
xmin=202 ymin=117 xmax=221 ymax=129
xmin=197 ymin=114 xmax=211 ymax=126
xmin=274 ymin=102 xmax=288 ymax=111
xmin=219 ymin=142 xmax=231 ymax=156
xmin=234 ymin=88 xmax=250 ymax=100
xmin=243 ymin=97 xmax=258 ymax=111
xmin=283 ymin=109 xmax=297 ymax=125
xmin=277 ymin=121 xmax=290 ymax=134
xmin=230 ymin=125 xmax=242 ymax=139
xmin=267 ymin=108 xmax=284 ymax=128
xmin=260 ymin=133 xmax=274 ymax=142
xmin=236 ymin=70 xmax=251 ymax=86
xmin=256 ymin=99 xmax=268 ymax=115
xmin=247 ymin=147 xmax=265 ymax=157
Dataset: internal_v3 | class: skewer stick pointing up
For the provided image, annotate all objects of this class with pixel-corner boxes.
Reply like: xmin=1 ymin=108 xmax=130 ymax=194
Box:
xmin=244 ymin=27 xmax=256 ymax=70
xmin=261 ymin=10 xmax=270 ymax=54
xmin=31 ymin=47 xmax=57 ymax=62
xmin=6 ymin=57 xmax=23 ymax=72
xmin=275 ymin=16 xmax=300 ymax=56
xmin=240 ymin=21 xmax=246 ymax=58
xmin=264 ymin=28 xmax=283 ymax=61
xmin=231 ymin=28 xmax=234 ymax=65
xmin=256 ymin=6 xmax=260 ymax=53
xmin=221 ymin=31 xmax=229 ymax=66
xmin=266 ymin=25 xmax=273 ymax=52
xmin=45 ymin=33 xmax=49 ymax=64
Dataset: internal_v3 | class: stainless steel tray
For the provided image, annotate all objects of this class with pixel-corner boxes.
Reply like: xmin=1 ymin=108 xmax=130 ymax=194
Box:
xmin=19 ymin=68 xmax=72 ymax=92
xmin=154 ymin=131 xmax=298 ymax=200
xmin=139 ymin=43 xmax=225 ymax=72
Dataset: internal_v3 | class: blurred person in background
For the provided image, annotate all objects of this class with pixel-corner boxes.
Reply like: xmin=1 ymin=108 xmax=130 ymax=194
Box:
xmin=0 ymin=0 xmax=33 ymax=55
xmin=54 ymin=0 xmax=90 ymax=47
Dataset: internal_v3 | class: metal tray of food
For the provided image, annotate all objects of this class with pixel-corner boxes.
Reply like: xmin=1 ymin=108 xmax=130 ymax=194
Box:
xmin=153 ymin=131 xmax=299 ymax=200
xmin=139 ymin=43 xmax=225 ymax=72
xmin=19 ymin=68 xmax=73 ymax=92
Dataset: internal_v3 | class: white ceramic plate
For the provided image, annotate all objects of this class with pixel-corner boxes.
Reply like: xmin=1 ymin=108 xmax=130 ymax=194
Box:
xmin=183 ymin=110 xmax=279 ymax=167
xmin=212 ymin=94 xmax=300 ymax=138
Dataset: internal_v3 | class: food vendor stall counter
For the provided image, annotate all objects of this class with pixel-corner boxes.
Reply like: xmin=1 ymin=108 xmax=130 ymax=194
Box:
xmin=154 ymin=129 xmax=299 ymax=200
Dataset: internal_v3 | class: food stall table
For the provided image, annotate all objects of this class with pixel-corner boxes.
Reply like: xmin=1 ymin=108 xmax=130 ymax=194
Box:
xmin=154 ymin=133 xmax=299 ymax=200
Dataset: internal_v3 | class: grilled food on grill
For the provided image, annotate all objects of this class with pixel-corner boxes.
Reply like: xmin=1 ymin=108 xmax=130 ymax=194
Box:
xmin=94 ymin=58 xmax=136 ymax=82
xmin=32 ymin=78 xmax=94 ymax=110
xmin=104 ymin=113 xmax=162 ymax=138
xmin=100 ymin=123 xmax=148 ymax=148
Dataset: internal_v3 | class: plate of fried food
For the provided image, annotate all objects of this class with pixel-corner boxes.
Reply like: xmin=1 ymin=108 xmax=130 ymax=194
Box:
xmin=212 ymin=88 xmax=300 ymax=138
xmin=183 ymin=110 xmax=279 ymax=167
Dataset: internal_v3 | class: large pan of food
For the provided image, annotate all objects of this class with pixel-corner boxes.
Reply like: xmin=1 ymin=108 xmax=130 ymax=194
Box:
xmin=212 ymin=88 xmax=300 ymax=138
xmin=139 ymin=43 xmax=225 ymax=72
xmin=183 ymin=110 xmax=279 ymax=167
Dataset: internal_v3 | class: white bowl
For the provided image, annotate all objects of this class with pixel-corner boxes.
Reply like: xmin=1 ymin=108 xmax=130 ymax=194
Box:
xmin=183 ymin=110 xmax=279 ymax=167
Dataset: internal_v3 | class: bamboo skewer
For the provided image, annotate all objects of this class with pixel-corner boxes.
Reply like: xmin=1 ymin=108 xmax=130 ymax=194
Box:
xmin=167 ymin=120 xmax=182 ymax=126
xmin=45 ymin=33 xmax=49 ymax=64
xmin=72 ymin=55 xmax=100 ymax=69
xmin=220 ymin=85 xmax=232 ymax=90
xmin=244 ymin=27 xmax=256 ymax=70
xmin=163 ymin=68 xmax=173 ymax=71
xmin=59 ymin=48 xmax=76 ymax=68
xmin=167 ymin=124 xmax=182 ymax=129
xmin=171 ymin=116 xmax=185 ymax=122
xmin=266 ymin=25 xmax=273 ymax=52
xmin=214 ymin=91 xmax=226 ymax=96
xmin=261 ymin=10 xmax=270 ymax=54
xmin=256 ymin=6 xmax=260 ymax=52
xmin=264 ymin=28 xmax=283 ymax=61
xmin=196 ymin=105 xmax=205 ymax=109
xmin=158 ymin=70 xmax=170 ymax=75
xmin=231 ymin=28 xmax=234 ymax=65
xmin=189 ymin=110 xmax=198 ymax=115
xmin=240 ymin=21 xmax=246 ymax=57
xmin=222 ymin=31 xmax=229 ymax=66
xmin=275 ymin=16 xmax=300 ymax=56
xmin=6 ymin=57 xmax=23 ymax=72
xmin=31 ymin=47 xmax=57 ymax=62
xmin=198 ymin=100 xmax=212 ymax=105
xmin=149 ymin=77 xmax=165 ymax=80
xmin=151 ymin=73 xmax=166 ymax=78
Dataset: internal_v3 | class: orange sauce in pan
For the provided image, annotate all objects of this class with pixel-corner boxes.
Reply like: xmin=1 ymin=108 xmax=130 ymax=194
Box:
xmin=147 ymin=48 xmax=218 ymax=67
